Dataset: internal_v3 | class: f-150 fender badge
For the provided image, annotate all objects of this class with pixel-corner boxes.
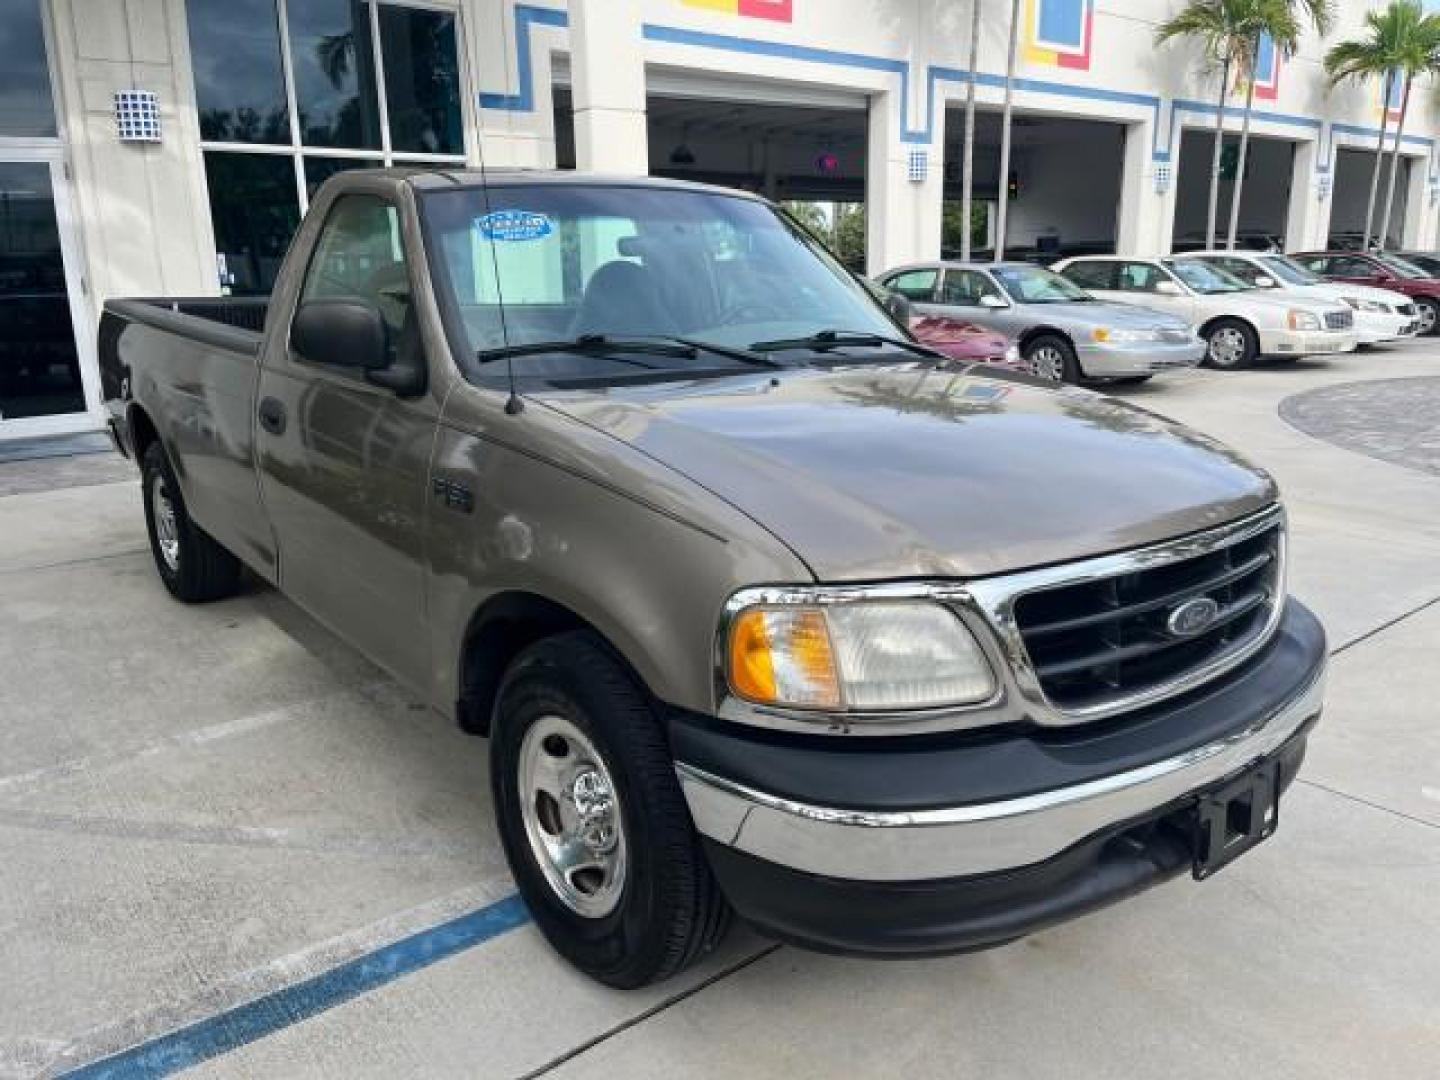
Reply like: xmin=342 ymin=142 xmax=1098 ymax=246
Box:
xmin=431 ymin=477 xmax=475 ymax=514
xmin=475 ymin=210 xmax=554 ymax=243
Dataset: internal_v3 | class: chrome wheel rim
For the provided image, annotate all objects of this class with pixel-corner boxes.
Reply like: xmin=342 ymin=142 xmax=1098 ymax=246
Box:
xmin=1419 ymin=302 xmax=1437 ymax=334
xmin=1027 ymin=345 xmax=1066 ymax=382
xmin=1208 ymin=327 xmax=1247 ymax=368
xmin=150 ymin=473 xmax=181 ymax=572
xmin=518 ymin=715 xmax=627 ymax=919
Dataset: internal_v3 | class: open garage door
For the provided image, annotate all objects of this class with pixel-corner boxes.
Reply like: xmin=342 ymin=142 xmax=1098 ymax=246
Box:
xmin=553 ymin=77 xmax=869 ymax=269
xmin=1329 ymin=146 xmax=1412 ymax=250
xmin=1173 ymin=129 xmax=1296 ymax=251
xmin=941 ymin=109 xmax=1126 ymax=261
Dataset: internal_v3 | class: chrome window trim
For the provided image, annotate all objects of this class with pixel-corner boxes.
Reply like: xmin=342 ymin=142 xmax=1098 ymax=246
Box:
xmin=714 ymin=504 xmax=1287 ymax=736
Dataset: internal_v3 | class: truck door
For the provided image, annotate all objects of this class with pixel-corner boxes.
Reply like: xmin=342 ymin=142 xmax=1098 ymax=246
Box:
xmin=254 ymin=192 xmax=438 ymax=690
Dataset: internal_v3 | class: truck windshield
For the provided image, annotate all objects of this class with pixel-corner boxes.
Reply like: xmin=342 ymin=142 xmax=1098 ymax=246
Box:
xmin=420 ymin=183 xmax=898 ymax=384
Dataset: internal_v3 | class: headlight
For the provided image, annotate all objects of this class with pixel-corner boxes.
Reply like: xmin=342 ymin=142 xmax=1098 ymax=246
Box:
xmin=1003 ymin=343 xmax=1021 ymax=363
xmin=1092 ymin=327 xmax=1157 ymax=343
xmin=1287 ymin=310 xmax=1321 ymax=330
xmin=726 ymin=601 xmax=996 ymax=711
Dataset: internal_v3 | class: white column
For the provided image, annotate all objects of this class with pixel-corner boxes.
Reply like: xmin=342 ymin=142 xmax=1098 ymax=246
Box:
xmin=1285 ymin=140 xmax=1327 ymax=252
xmin=569 ymin=0 xmax=648 ymax=175
xmin=865 ymin=90 xmax=941 ymax=275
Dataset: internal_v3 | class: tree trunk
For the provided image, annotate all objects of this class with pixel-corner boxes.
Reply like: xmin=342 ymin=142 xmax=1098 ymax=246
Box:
xmin=1206 ymin=56 xmax=1232 ymax=250
xmin=961 ymin=0 xmax=981 ymax=261
xmin=1363 ymin=72 xmax=1393 ymax=250
xmin=993 ymin=0 xmax=1022 ymax=262
xmin=1377 ymin=75 xmax=1412 ymax=252
xmin=1225 ymin=40 xmax=1260 ymax=251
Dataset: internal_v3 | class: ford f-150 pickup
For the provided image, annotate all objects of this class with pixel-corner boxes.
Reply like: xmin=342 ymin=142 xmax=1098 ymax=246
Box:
xmin=101 ymin=170 xmax=1326 ymax=988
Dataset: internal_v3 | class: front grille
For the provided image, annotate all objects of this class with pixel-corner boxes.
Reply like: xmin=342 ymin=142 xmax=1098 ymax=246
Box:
xmin=1324 ymin=310 xmax=1354 ymax=331
xmin=1013 ymin=520 xmax=1283 ymax=713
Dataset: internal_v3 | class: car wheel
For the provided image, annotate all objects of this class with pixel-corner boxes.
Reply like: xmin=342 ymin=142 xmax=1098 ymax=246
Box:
xmin=491 ymin=631 xmax=731 ymax=989
xmin=140 ymin=441 xmax=243 ymax=602
xmin=1023 ymin=335 xmax=1079 ymax=383
xmin=1414 ymin=297 xmax=1438 ymax=336
xmin=1202 ymin=319 xmax=1258 ymax=370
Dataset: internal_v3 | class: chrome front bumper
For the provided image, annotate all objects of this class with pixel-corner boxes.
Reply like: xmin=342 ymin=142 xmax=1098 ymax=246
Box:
xmin=678 ymin=664 xmax=1324 ymax=883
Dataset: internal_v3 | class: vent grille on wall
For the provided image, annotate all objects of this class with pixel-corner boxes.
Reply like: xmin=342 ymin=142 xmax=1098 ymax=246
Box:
xmin=115 ymin=92 xmax=161 ymax=143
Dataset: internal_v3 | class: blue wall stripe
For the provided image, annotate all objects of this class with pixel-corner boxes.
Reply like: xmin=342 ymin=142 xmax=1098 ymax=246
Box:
xmin=478 ymin=3 xmax=1436 ymax=175
xmin=61 ymin=895 xmax=531 ymax=1079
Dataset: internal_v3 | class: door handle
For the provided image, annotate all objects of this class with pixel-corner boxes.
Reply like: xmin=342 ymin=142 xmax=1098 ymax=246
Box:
xmin=258 ymin=397 xmax=286 ymax=435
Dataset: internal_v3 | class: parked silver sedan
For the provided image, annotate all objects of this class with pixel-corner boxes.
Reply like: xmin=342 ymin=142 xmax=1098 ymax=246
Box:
xmin=878 ymin=261 xmax=1206 ymax=384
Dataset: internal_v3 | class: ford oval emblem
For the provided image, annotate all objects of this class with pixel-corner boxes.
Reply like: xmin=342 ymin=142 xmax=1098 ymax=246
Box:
xmin=1167 ymin=596 xmax=1221 ymax=638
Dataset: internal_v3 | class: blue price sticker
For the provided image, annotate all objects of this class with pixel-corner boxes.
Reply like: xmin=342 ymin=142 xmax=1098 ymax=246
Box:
xmin=475 ymin=210 xmax=555 ymax=242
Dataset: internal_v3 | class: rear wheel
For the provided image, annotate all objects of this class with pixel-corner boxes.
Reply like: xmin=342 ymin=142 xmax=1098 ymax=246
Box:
xmin=1202 ymin=319 xmax=1258 ymax=370
xmin=1023 ymin=334 xmax=1080 ymax=384
xmin=140 ymin=441 xmax=243 ymax=602
xmin=491 ymin=632 xmax=730 ymax=988
xmin=1414 ymin=297 xmax=1438 ymax=336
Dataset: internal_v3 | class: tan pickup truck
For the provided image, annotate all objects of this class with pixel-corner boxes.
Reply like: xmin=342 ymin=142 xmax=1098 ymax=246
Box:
xmin=101 ymin=170 xmax=1326 ymax=988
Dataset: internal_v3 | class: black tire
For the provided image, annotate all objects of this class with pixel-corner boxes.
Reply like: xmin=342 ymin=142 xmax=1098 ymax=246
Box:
xmin=140 ymin=441 xmax=243 ymax=603
xmin=491 ymin=631 xmax=730 ymax=988
xmin=1414 ymin=297 xmax=1439 ymax=337
xmin=1023 ymin=334 xmax=1080 ymax=384
xmin=1202 ymin=318 xmax=1258 ymax=370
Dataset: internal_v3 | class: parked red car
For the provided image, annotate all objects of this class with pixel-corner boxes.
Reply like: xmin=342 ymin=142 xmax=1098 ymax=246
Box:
xmin=908 ymin=314 xmax=1024 ymax=371
xmin=1291 ymin=251 xmax=1440 ymax=335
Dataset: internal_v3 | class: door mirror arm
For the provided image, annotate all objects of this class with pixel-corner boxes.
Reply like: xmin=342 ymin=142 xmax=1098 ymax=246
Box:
xmin=365 ymin=356 xmax=427 ymax=397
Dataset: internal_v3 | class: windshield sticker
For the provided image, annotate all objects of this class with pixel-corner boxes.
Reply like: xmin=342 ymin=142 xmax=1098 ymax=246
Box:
xmin=475 ymin=210 xmax=554 ymax=243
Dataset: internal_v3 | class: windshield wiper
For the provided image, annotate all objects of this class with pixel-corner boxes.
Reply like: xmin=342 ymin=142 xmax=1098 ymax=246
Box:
xmin=748 ymin=329 xmax=944 ymax=360
xmin=477 ymin=333 xmax=785 ymax=370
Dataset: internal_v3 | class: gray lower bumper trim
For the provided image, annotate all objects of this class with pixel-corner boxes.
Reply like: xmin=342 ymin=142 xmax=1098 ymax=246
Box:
xmin=678 ymin=666 xmax=1323 ymax=882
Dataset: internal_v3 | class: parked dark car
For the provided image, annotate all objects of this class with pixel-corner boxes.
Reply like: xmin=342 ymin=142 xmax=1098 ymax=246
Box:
xmin=1291 ymin=250 xmax=1440 ymax=335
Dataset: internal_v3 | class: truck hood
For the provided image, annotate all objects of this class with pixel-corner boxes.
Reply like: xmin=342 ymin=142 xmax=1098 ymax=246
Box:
xmin=538 ymin=365 xmax=1277 ymax=581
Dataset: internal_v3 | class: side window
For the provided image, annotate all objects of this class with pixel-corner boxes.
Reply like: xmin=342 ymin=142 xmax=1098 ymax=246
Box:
xmin=886 ymin=269 xmax=938 ymax=301
xmin=1332 ymin=257 xmax=1374 ymax=278
xmin=1118 ymin=262 xmax=1164 ymax=292
xmin=1296 ymin=256 xmax=1330 ymax=275
xmin=300 ymin=195 xmax=411 ymax=365
xmin=1212 ymin=257 xmax=1261 ymax=285
xmin=1060 ymin=261 xmax=1114 ymax=290
xmin=940 ymin=269 xmax=989 ymax=305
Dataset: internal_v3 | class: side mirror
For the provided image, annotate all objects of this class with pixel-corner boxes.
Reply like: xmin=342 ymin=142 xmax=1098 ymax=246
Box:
xmin=1155 ymin=281 xmax=1184 ymax=296
xmin=291 ymin=298 xmax=389 ymax=371
xmin=980 ymin=293 xmax=1009 ymax=309
xmin=883 ymin=290 xmax=914 ymax=323
xmin=1253 ymin=275 xmax=1277 ymax=288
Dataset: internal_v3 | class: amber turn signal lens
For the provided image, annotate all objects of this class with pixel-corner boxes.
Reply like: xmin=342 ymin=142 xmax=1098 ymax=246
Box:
xmin=728 ymin=607 xmax=841 ymax=709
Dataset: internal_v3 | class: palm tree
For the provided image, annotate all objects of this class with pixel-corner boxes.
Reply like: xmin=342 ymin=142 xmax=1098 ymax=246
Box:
xmin=1156 ymin=0 xmax=1332 ymax=251
xmin=993 ymin=0 xmax=1021 ymax=262
xmin=1328 ymin=2 xmax=1440 ymax=251
xmin=959 ymin=0 xmax=982 ymax=262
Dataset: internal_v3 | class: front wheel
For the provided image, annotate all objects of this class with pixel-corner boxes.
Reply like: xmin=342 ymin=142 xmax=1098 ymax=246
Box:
xmin=1414 ymin=297 xmax=1438 ymax=336
xmin=491 ymin=632 xmax=730 ymax=988
xmin=1202 ymin=319 xmax=1258 ymax=370
xmin=140 ymin=441 xmax=243 ymax=602
xmin=1023 ymin=334 xmax=1080 ymax=384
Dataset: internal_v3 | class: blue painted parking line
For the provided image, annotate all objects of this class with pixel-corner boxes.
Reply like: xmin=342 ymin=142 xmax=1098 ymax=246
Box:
xmin=62 ymin=895 xmax=531 ymax=1079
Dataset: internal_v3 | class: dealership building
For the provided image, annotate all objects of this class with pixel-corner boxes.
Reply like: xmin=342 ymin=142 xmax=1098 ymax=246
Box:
xmin=2 ymin=0 xmax=1437 ymax=442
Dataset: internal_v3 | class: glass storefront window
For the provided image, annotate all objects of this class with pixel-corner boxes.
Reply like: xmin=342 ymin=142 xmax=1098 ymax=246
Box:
xmin=0 ymin=163 xmax=84 ymax=419
xmin=189 ymin=0 xmax=290 ymax=145
xmin=379 ymin=6 xmax=462 ymax=155
xmin=203 ymin=152 xmax=302 ymax=295
xmin=0 ymin=0 xmax=57 ymax=137
xmin=288 ymin=0 xmax=383 ymax=150
xmin=304 ymin=155 xmax=384 ymax=199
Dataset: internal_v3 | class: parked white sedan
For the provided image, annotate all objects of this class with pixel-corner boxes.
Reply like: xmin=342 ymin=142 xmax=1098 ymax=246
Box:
xmin=1053 ymin=256 xmax=1358 ymax=369
xmin=1171 ymin=251 xmax=1419 ymax=345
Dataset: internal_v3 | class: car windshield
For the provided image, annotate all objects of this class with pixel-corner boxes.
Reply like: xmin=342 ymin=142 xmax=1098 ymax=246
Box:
xmin=1375 ymin=252 xmax=1429 ymax=277
xmin=1260 ymin=256 xmax=1322 ymax=286
xmin=990 ymin=266 xmax=1092 ymax=303
xmin=420 ymin=184 xmax=898 ymax=385
xmin=1163 ymin=258 xmax=1247 ymax=294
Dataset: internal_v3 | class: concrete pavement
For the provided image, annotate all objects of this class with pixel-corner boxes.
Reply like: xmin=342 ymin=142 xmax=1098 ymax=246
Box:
xmin=1 ymin=344 xmax=1436 ymax=1078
